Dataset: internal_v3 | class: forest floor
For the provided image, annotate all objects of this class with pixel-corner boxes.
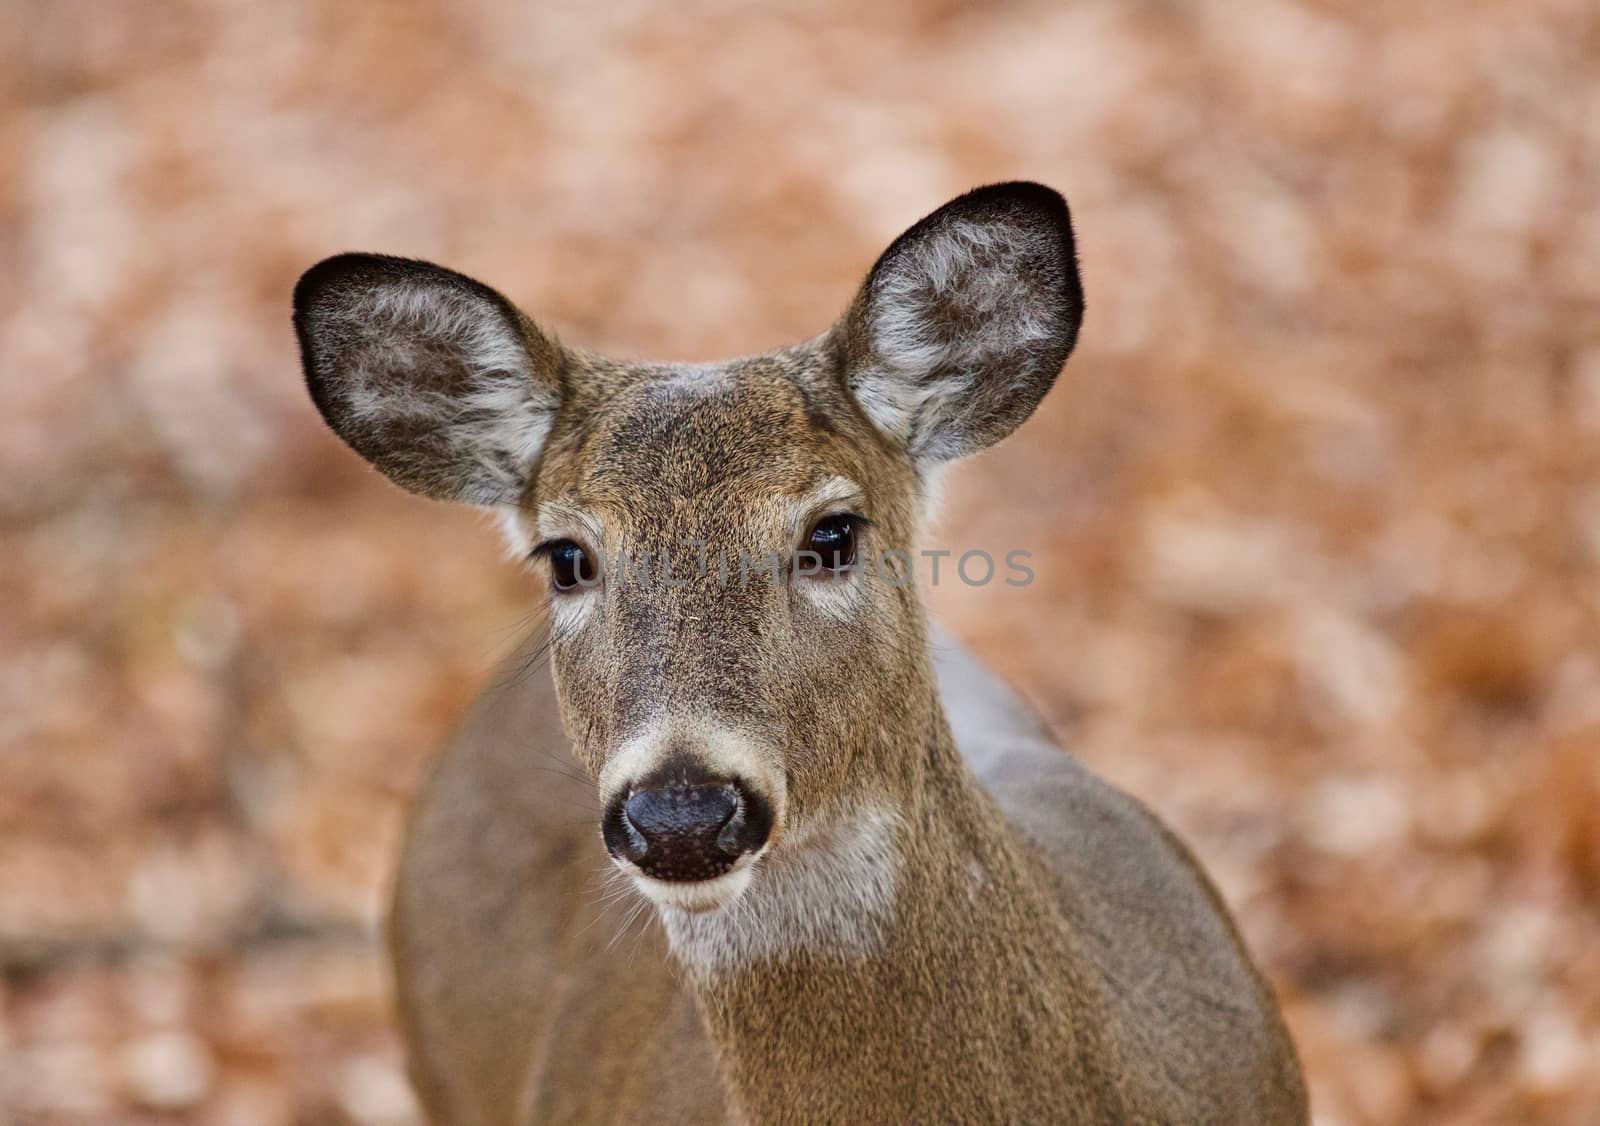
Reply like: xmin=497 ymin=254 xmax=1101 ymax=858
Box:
xmin=3 ymin=1 xmax=1599 ymax=1122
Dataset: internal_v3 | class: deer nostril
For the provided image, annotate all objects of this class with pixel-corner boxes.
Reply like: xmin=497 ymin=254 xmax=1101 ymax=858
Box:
xmin=615 ymin=794 xmax=651 ymax=863
xmin=713 ymin=786 xmax=747 ymax=857
xmin=606 ymin=778 xmax=770 ymax=882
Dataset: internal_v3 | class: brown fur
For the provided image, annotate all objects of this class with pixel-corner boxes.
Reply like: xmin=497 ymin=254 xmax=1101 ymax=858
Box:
xmin=391 ymin=633 xmax=1307 ymax=1123
xmin=297 ymin=183 xmax=1309 ymax=1124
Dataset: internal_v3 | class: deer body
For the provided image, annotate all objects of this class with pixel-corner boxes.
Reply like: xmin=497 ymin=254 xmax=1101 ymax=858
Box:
xmin=393 ymin=632 xmax=1304 ymax=1124
xmin=295 ymin=182 xmax=1307 ymax=1123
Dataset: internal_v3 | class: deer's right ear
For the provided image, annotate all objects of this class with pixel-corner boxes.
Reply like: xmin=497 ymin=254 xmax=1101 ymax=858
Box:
xmin=294 ymin=254 xmax=562 ymax=505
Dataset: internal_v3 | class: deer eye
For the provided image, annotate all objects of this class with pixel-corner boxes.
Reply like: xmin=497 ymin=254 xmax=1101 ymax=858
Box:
xmin=538 ymin=539 xmax=597 ymax=592
xmin=805 ymin=514 xmax=863 ymax=572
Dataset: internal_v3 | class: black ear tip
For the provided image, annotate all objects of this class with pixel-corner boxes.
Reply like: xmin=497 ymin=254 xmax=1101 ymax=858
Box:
xmin=293 ymin=253 xmax=402 ymax=318
xmin=292 ymin=253 xmax=527 ymax=339
xmin=946 ymin=181 xmax=1073 ymax=234
xmin=969 ymin=179 xmax=1067 ymax=206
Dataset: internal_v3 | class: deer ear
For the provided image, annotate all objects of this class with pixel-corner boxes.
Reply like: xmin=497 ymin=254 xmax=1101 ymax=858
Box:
xmin=841 ymin=182 xmax=1083 ymax=463
xmin=294 ymin=254 xmax=562 ymax=505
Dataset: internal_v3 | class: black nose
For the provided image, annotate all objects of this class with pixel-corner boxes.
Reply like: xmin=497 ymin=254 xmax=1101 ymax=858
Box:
xmin=603 ymin=774 xmax=772 ymax=882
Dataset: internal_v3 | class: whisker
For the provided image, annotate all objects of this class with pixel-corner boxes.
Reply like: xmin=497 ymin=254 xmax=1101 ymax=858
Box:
xmin=626 ymin=910 xmax=656 ymax=966
xmin=607 ymin=898 xmax=651 ymax=951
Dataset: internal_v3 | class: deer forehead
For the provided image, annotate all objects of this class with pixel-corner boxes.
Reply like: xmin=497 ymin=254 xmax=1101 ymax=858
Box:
xmin=530 ymin=354 xmax=891 ymax=530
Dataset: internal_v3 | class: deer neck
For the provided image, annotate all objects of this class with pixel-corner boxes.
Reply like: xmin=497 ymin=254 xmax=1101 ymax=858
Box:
xmin=659 ymin=687 xmax=1127 ymax=1121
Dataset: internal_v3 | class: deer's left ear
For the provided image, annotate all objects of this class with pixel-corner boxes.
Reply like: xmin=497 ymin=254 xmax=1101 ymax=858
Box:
xmin=840 ymin=181 xmax=1083 ymax=463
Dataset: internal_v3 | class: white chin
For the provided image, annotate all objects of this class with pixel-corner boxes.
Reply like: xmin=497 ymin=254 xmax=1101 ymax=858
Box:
xmin=630 ymin=864 xmax=755 ymax=913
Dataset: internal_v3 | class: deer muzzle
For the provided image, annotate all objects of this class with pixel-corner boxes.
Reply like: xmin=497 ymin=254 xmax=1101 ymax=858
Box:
xmin=603 ymin=772 xmax=773 ymax=884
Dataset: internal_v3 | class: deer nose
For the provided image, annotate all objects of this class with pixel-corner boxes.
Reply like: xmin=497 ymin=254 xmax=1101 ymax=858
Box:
xmin=603 ymin=777 xmax=771 ymax=882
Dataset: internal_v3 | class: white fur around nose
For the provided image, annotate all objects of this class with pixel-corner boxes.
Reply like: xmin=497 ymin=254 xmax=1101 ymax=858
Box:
xmin=662 ymin=803 xmax=902 ymax=971
xmin=599 ymin=718 xmax=785 ymax=815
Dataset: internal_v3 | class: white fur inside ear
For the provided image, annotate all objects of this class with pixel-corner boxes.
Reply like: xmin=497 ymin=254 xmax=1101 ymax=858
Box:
xmin=331 ymin=281 xmax=556 ymax=505
xmin=917 ymin=461 xmax=951 ymax=530
xmin=492 ymin=504 xmax=534 ymax=557
xmin=854 ymin=217 xmax=1063 ymax=458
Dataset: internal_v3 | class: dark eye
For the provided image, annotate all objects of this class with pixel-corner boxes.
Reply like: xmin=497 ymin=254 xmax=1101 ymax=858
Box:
xmin=805 ymin=514 xmax=862 ymax=572
xmin=539 ymin=539 xmax=597 ymax=592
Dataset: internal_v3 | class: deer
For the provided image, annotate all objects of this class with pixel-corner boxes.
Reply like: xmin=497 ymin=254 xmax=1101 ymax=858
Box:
xmin=293 ymin=182 xmax=1308 ymax=1124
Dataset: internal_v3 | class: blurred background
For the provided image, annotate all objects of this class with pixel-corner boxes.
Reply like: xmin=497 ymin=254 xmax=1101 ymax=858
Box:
xmin=3 ymin=0 xmax=1598 ymax=1122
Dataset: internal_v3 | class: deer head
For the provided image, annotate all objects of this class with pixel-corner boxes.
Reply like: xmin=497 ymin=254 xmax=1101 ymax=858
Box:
xmin=295 ymin=182 xmax=1082 ymax=914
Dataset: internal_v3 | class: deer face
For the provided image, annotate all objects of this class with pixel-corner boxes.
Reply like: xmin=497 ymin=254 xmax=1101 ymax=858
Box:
xmin=296 ymin=182 xmax=1082 ymax=913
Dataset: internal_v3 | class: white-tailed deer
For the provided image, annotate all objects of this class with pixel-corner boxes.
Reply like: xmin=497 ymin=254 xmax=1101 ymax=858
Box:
xmin=295 ymin=182 xmax=1307 ymax=1124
